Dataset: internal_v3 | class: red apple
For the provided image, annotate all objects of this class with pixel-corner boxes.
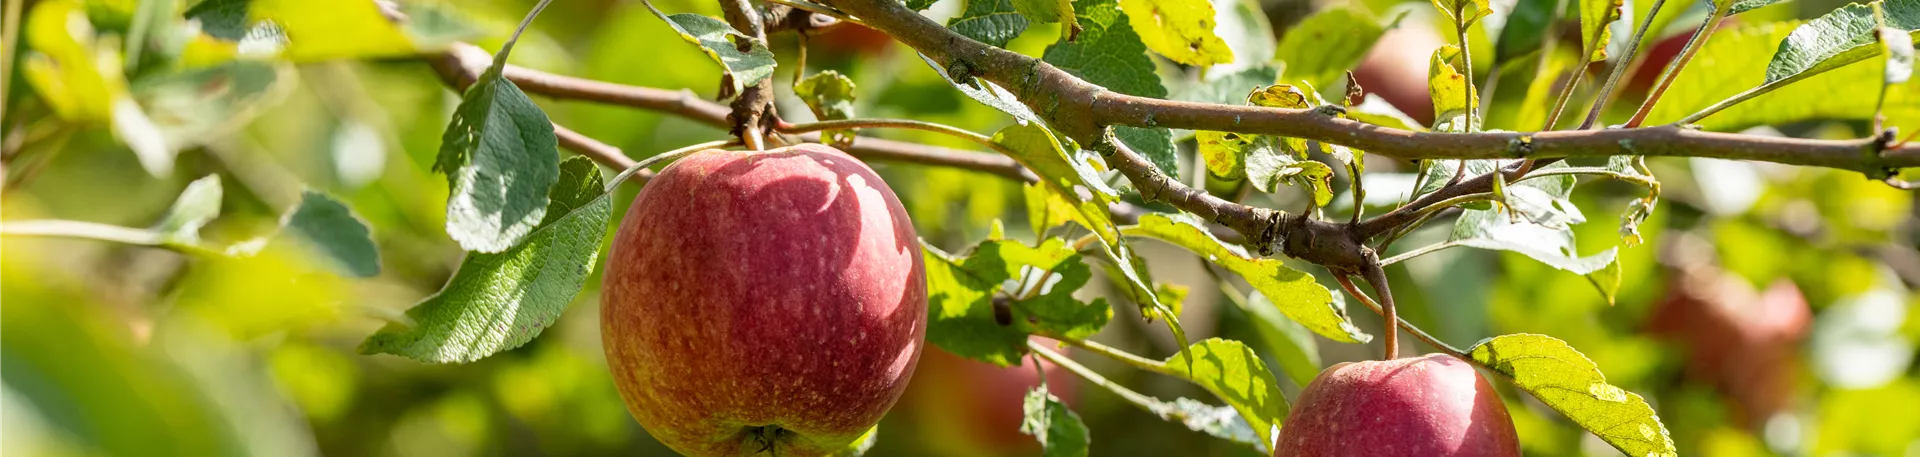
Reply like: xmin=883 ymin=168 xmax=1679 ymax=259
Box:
xmin=1274 ymin=354 xmax=1521 ymax=457
xmin=1646 ymin=267 xmax=1809 ymax=427
xmin=905 ymin=339 xmax=1079 ymax=456
xmin=601 ymin=144 xmax=928 ymax=457
xmin=814 ymin=23 xmax=894 ymax=57
xmin=1354 ymin=24 xmax=1444 ymax=126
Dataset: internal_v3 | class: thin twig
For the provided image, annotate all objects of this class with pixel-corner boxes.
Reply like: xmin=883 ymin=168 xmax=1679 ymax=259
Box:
xmin=1063 ymin=338 xmax=1174 ymax=376
xmin=426 ymin=43 xmax=1036 ymax=182
xmin=0 ymin=220 xmax=227 ymax=257
xmin=1627 ymin=6 xmax=1730 ymax=128
xmin=1380 ymin=239 xmax=1470 ymax=266
xmin=1580 ymin=0 xmax=1670 ymax=129
xmin=1333 ymin=274 xmax=1469 ymax=358
xmin=1028 ymin=341 xmax=1171 ymax=416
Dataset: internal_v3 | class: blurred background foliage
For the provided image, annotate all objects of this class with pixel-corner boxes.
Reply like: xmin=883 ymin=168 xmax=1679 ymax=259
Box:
xmin=2 ymin=0 xmax=1917 ymax=456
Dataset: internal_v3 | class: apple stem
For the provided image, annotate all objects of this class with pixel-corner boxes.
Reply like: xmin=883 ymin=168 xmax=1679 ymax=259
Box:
xmin=1333 ymin=274 xmax=1470 ymax=360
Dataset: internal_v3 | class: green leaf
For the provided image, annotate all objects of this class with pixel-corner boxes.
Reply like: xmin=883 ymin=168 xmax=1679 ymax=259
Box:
xmin=1125 ymin=213 xmax=1370 ymax=343
xmin=1469 ymin=334 xmax=1677 ymax=457
xmin=398 ymin=2 xmax=484 ymax=49
xmin=1014 ymin=0 xmax=1080 ymax=39
xmin=1496 ymin=0 xmax=1559 ymax=63
xmin=1112 ymin=127 xmax=1179 ymax=179
xmin=1767 ymin=0 xmax=1920 ymax=85
xmin=23 ymin=0 xmax=172 ymax=175
xmin=922 ymin=239 xmax=1114 ymax=367
xmin=994 ymin=124 xmax=1120 ymax=245
xmin=1145 ymin=397 xmax=1267 ymax=451
xmin=1428 ymin=45 xmax=1478 ymax=132
xmin=920 ymin=54 xmax=1048 ymax=126
xmin=184 ymin=0 xmax=252 ymax=40
xmin=1580 ymin=0 xmax=1627 ymax=62
xmin=1212 ymin=0 xmax=1278 ymax=72
xmin=1586 ymin=258 xmax=1623 ymax=305
xmin=1419 ymin=160 xmax=1619 ymax=273
xmin=256 ymin=0 xmax=417 ymax=61
xmin=1723 ymin=0 xmax=1790 ymax=14
xmin=1022 ymin=385 xmax=1091 ymax=457
xmin=1512 ymin=45 xmax=1581 ymax=130
xmin=642 ymin=4 xmax=777 ymax=98
xmin=132 ymin=60 xmax=290 ymax=153
xmin=991 ymin=124 xmax=1173 ymax=349
xmin=1275 ymin=7 xmax=1386 ymax=90
xmin=951 ymin=0 xmax=1032 ymax=48
xmin=1242 ymin=291 xmax=1323 ymax=388
xmin=360 ymin=157 xmax=610 ymax=363
xmin=795 ymin=71 xmax=858 ymax=147
xmin=280 ymin=190 xmax=381 ymax=278
xmin=185 ymin=0 xmax=419 ymax=61
xmin=1645 ymin=20 xmax=1920 ymax=130
xmin=1024 ymin=182 xmax=1080 ymax=236
xmin=434 ymin=22 xmax=560 ymax=253
xmin=1450 ymin=203 xmax=1617 ymax=272
xmin=153 ymin=175 xmax=223 ymax=244
xmin=908 ymin=0 xmax=943 ymax=10
xmin=1015 ymin=0 xmax=1072 ymax=21
xmin=1173 ymin=65 xmax=1279 ymax=106
xmin=1044 ymin=0 xmax=1179 ymax=177
xmin=1244 ymin=142 xmax=1337 ymax=206
xmin=1160 ymin=339 xmax=1288 ymax=448
xmin=1118 ymin=0 xmax=1235 ymax=66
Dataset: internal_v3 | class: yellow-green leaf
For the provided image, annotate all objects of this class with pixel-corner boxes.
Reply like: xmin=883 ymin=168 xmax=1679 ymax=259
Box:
xmin=248 ymin=0 xmax=417 ymax=61
xmin=24 ymin=0 xmax=125 ymax=123
xmin=1469 ymin=334 xmax=1677 ymax=457
xmin=1274 ymin=7 xmax=1389 ymax=90
xmin=1023 ymin=182 xmax=1080 ymax=237
xmin=795 ymin=71 xmax=857 ymax=147
xmin=1124 ymin=213 xmax=1371 ymax=343
xmin=1022 ymin=385 xmax=1091 ymax=456
xmin=1580 ymin=0 xmax=1626 ymax=62
xmin=1161 ymin=339 xmax=1288 ymax=448
xmin=1645 ymin=20 xmax=1920 ymax=131
xmin=1119 ymin=0 xmax=1236 ymax=66
xmin=1428 ymin=45 xmax=1478 ymax=132
xmin=921 ymin=240 xmax=1114 ymax=367
xmin=1014 ymin=0 xmax=1080 ymax=40
xmin=993 ymin=124 xmax=1119 ymax=246
xmin=1196 ymin=130 xmax=1254 ymax=180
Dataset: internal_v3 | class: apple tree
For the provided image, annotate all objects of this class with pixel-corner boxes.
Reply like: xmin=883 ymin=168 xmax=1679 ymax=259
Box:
xmin=2 ymin=0 xmax=1918 ymax=455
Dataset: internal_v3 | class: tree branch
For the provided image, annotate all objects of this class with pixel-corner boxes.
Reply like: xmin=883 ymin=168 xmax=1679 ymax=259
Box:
xmin=425 ymin=43 xmax=1034 ymax=182
xmin=825 ymin=0 xmax=1919 ymax=174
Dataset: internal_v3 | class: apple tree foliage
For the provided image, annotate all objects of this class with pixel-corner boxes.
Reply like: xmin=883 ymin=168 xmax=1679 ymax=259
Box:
xmin=4 ymin=0 xmax=1920 ymax=455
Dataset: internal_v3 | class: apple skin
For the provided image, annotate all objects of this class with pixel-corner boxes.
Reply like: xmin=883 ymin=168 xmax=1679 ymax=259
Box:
xmin=1274 ymin=354 xmax=1521 ymax=457
xmin=1646 ymin=268 xmax=1808 ymax=427
xmin=814 ymin=23 xmax=894 ymax=58
xmin=1353 ymin=24 xmax=1444 ymax=126
xmin=601 ymin=144 xmax=928 ymax=457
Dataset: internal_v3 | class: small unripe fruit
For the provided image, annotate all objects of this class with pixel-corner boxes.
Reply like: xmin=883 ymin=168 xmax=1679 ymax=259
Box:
xmin=1274 ymin=354 xmax=1521 ymax=457
xmin=601 ymin=144 xmax=928 ymax=457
